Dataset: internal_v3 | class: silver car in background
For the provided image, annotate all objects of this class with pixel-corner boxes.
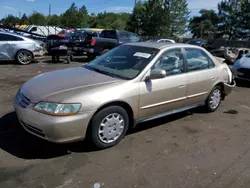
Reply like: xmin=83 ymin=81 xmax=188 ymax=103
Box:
xmin=0 ymin=31 xmax=45 ymax=65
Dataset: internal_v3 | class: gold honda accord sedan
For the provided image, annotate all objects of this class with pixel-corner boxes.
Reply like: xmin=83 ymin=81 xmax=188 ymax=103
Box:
xmin=14 ymin=43 xmax=235 ymax=149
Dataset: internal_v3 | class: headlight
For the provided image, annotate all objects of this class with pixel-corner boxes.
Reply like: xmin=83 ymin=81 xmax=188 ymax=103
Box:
xmin=34 ymin=102 xmax=81 ymax=116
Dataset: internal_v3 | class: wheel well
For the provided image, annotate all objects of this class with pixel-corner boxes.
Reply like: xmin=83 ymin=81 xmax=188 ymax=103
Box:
xmin=215 ymin=82 xmax=225 ymax=100
xmin=91 ymin=101 xmax=134 ymax=127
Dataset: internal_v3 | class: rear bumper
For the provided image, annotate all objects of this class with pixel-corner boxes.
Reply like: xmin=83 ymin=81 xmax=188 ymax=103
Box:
xmin=223 ymin=80 xmax=236 ymax=96
xmin=72 ymin=47 xmax=94 ymax=53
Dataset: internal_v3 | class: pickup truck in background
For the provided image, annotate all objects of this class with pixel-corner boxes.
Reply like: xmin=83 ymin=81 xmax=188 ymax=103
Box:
xmin=84 ymin=30 xmax=142 ymax=60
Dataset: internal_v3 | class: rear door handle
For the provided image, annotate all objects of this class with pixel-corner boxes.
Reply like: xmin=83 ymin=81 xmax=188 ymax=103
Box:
xmin=211 ymin=77 xmax=216 ymax=80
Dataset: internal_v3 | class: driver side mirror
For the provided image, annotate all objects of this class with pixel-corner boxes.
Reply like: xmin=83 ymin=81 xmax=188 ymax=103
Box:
xmin=147 ymin=69 xmax=167 ymax=80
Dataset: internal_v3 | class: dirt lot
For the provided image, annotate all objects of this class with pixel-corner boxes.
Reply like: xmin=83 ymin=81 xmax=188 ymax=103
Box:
xmin=1 ymin=58 xmax=250 ymax=188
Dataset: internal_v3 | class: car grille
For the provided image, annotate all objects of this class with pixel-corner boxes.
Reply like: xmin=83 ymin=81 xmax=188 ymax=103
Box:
xmin=15 ymin=90 xmax=31 ymax=108
xmin=238 ymin=68 xmax=250 ymax=79
xmin=21 ymin=120 xmax=46 ymax=138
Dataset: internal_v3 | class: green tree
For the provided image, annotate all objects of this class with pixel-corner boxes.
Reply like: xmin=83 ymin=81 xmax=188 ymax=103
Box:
xmin=60 ymin=3 xmax=79 ymax=28
xmin=1 ymin=14 xmax=20 ymax=25
xmin=29 ymin=12 xmax=46 ymax=25
xmin=217 ymin=0 xmax=250 ymax=39
xmin=47 ymin=14 xmax=61 ymax=26
xmin=20 ymin=13 xmax=29 ymax=24
xmin=78 ymin=5 xmax=89 ymax=28
xmin=126 ymin=1 xmax=147 ymax=34
xmin=189 ymin=9 xmax=220 ymax=38
xmin=168 ymin=0 xmax=190 ymax=37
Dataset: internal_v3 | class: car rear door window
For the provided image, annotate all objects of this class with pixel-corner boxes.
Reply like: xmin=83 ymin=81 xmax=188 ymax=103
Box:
xmin=153 ymin=48 xmax=185 ymax=76
xmin=185 ymin=48 xmax=215 ymax=72
xmin=0 ymin=33 xmax=23 ymax=41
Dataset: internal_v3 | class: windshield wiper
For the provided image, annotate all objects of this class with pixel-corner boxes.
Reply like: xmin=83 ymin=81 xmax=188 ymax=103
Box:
xmin=85 ymin=65 xmax=118 ymax=78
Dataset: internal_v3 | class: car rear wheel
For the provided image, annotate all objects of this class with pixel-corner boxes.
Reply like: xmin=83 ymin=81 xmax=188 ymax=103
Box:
xmin=16 ymin=50 xmax=33 ymax=65
xmin=205 ymin=86 xmax=222 ymax=112
xmin=87 ymin=106 xmax=129 ymax=149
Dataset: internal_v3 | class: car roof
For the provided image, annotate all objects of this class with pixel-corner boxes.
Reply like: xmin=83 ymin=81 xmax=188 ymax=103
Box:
xmin=0 ymin=30 xmax=25 ymax=38
xmin=124 ymin=42 xmax=203 ymax=50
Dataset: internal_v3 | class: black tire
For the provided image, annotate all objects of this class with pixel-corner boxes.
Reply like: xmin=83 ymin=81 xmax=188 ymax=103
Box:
xmin=87 ymin=106 xmax=129 ymax=149
xmin=16 ymin=50 xmax=33 ymax=65
xmin=56 ymin=56 xmax=60 ymax=62
xmin=87 ymin=53 xmax=96 ymax=61
xmin=205 ymin=85 xmax=222 ymax=112
xmin=52 ymin=56 xmax=56 ymax=62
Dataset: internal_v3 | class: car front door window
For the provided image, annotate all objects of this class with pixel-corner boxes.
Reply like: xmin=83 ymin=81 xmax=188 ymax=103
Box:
xmin=153 ymin=48 xmax=185 ymax=76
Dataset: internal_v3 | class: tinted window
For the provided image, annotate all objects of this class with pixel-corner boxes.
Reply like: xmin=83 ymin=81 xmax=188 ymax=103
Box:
xmin=58 ymin=30 xmax=66 ymax=34
xmin=185 ymin=48 xmax=215 ymax=72
xmin=153 ymin=48 xmax=184 ymax=76
xmin=0 ymin=33 xmax=23 ymax=41
xmin=128 ymin=33 xmax=141 ymax=42
xmin=187 ymin=40 xmax=203 ymax=45
xmin=119 ymin=31 xmax=129 ymax=41
xmin=100 ymin=30 xmax=117 ymax=39
xmin=85 ymin=45 xmax=159 ymax=80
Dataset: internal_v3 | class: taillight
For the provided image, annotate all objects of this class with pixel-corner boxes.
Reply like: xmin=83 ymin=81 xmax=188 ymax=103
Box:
xmin=90 ymin=39 xmax=96 ymax=46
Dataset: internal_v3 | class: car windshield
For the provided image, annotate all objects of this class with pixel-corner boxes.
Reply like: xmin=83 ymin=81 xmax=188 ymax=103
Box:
xmin=84 ymin=45 xmax=159 ymax=80
xmin=58 ymin=30 xmax=66 ymax=34
xmin=65 ymin=32 xmax=74 ymax=38
xmin=23 ymin=25 xmax=32 ymax=32
xmin=187 ymin=40 xmax=203 ymax=45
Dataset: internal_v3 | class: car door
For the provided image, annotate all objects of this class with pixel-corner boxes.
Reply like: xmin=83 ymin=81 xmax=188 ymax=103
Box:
xmin=139 ymin=48 xmax=187 ymax=119
xmin=184 ymin=47 xmax=218 ymax=106
xmin=0 ymin=33 xmax=9 ymax=60
xmin=2 ymin=33 xmax=24 ymax=60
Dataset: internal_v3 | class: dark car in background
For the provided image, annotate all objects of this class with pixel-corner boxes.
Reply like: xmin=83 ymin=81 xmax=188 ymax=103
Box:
xmin=84 ymin=30 xmax=142 ymax=59
xmin=187 ymin=39 xmax=216 ymax=51
xmin=46 ymin=31 xmax=75 ymax=54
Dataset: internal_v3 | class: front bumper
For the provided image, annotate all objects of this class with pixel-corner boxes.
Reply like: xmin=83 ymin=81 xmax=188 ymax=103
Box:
xmin=233 ymin=73 xmax=250 ymax=81
xmin=14 ymin=101 xmax=95 ymax=143
xmin=33 ymin=49 xmax=45 ymax=59
xmin=232 ymin=67 xmax=250 ymax=81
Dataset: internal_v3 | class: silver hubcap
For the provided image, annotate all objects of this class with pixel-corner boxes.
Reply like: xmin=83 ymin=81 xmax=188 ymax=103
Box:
xmin=18 ymin=51 xmax=31 ymax=64
xmin=209 ymin=89 xmax=221 ymax=109
xmin=98 ymin=113 xmax=125 ymax=144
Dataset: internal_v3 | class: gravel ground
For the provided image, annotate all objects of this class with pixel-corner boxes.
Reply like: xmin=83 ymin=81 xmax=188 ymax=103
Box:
xmin=0 ymin=58 xmax=250 ymax=188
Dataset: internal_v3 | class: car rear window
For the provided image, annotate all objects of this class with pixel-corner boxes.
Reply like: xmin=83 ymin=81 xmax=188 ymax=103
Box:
xmin=100 ymin=30 xmax=117 ymax=39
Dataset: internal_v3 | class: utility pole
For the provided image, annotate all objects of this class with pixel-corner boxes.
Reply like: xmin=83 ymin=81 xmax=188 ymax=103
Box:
xmin=49 ymin=4 xmax=51 ymax=16
xmin=134 ymin=0 xmax=137 ymax=7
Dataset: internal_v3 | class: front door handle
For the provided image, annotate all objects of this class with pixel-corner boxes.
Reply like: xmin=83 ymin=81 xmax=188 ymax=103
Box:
xmin=179 ymin=85 xmax=186 ymax=88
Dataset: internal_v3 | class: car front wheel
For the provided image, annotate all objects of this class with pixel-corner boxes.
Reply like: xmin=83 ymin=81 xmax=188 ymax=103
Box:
xmin=87 ymin=106 xmax=129 ymax=149
xmin=205 ymin=86 xmax=222 ymax=112
xmin=16 ymin=50 xmax=33 ymax=65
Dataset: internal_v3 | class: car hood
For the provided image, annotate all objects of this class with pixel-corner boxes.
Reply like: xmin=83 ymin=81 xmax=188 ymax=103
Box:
xmin=236 ymin=57 xmax=250 ymax=69
xmin=21 ymin=67 xmax=121 ymax=102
